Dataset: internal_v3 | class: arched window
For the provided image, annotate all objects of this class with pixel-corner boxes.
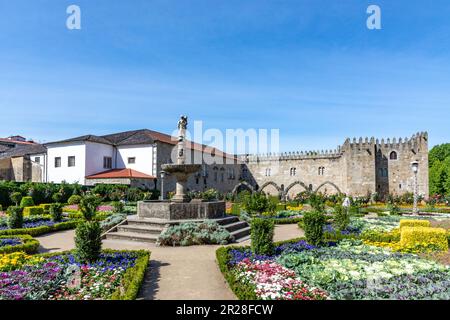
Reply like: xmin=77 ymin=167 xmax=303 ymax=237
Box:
xmin=389 ymin=151 xmax=398 ymax=160
xmin=318 ymin=167 xmax=325 ymax=175
xmin=289 ymin=167 xmax=297 ymax=176
xmin=265 ymin=168 xmax=271 ymax=177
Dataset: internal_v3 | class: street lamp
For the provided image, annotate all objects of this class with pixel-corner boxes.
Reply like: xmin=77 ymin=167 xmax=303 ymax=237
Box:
xmin=411 ymin=160 xmax=419 ymax=215
xmin=160 ymin=170 xmax=166 ymax=201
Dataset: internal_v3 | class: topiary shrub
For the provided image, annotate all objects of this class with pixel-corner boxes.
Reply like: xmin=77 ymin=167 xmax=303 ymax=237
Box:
xmin=23 ymin=206 xmax=44 ymax=216
xmin=10 ymin=192 xmax=22 ymax=206
xmin=49 ymin=203 xmax=64 ymax=222
xmin=67 ymin=195 xmax=82 ymax=205
xmin=112 ymin=201 xmax=124 ymax=213
xmin=19 ymin=196 xmax=34 ymax=208
xmin=7 ymin=206 xmax=23 ymax=229
xmin=250 ymin=218 xmax=274 ymax=255
xmin=303 ymin=211 xmax=325 ymax=246
xmin=39 ymin=203 xmax=51 ymax=214
xmin=75 ymin=220 xmax=102 ymax=263
xmin=400 ymin=226 xmax=448 ymax=252
xmin=399 ymin=219 xmax=430 ymax=230
xmin=79 ymin=195 xmax=101 ymax=221
xmin=52 ymin=192 xmax=63 ymax=203
xmin=333 ymin=205 xmax=350 ymax=232
xmin=242 ymin=192 xmax=274 ymax=215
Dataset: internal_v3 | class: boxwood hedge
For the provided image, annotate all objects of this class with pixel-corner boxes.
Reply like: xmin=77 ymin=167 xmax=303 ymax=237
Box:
xmin=0 ymin=234 xmax=40 ymax=254
xmin=0 ymin=220 xmax=81 ymax=237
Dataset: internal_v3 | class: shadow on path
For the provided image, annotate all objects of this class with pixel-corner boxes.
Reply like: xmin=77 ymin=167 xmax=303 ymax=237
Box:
xmin=137 ymin=260 xmax=169 ymax=300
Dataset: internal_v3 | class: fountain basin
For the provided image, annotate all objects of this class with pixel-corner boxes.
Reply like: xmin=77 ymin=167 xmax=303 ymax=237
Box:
xmin=138 ymin=200 xmax=225 ymax=220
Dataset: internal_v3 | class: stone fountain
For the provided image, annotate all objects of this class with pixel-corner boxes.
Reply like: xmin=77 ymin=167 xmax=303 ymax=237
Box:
xmin=137 ymin=116 xmax=226 ymax=220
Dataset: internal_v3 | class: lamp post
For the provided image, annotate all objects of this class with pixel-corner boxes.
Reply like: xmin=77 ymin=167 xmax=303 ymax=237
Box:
xmin=160 ymin=170 xmax=166 ymax=201
xmin=411 ymin=160 xmax=419 ymax=215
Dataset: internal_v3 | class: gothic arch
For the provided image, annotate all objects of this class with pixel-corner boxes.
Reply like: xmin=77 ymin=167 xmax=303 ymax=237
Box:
xmin=258 ymin=181 xmax=281 ymax=193
xmin=232 ymin=181 xmax=255 ymax=195
xmin=314 ymin=181 xmax=342 ymax=194
xmin=284 ymin=181 xmax=309 ymax=195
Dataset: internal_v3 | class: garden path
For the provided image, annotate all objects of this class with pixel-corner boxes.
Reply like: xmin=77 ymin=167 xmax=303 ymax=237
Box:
xmin=35 ymin=224 xmax=304 ymax=300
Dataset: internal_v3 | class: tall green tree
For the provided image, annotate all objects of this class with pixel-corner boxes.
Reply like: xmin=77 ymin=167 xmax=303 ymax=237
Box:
xmin=429 ymin=143 xmax=450 ymax=196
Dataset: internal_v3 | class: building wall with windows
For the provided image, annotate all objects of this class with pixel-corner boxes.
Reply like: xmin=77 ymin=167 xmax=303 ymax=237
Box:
xmin=47 ymin=142 xmax=87 ymax=184
xmin=116 ymin=144 xmax=154 ymax=176
xmin=239 ymin=132 xmax=429 ymax=199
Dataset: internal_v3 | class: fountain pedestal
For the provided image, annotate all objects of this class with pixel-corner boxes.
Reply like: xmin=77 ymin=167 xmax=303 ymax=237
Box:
xmin=136 ymin=116 xmax=225 ymax=221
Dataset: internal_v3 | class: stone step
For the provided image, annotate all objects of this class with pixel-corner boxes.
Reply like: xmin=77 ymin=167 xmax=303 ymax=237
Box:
xmin=127 ymin=217 xmax=169 ymax=228
xmin=230 ymin=226 xmax=251 ymax=241
xmin=235 ymin=235 xmax=251 ymax=243
xmin=117 ymin=224 xmax=163 ymax=235
xmin=215 ymin=215 xmax=239 ymax=225
xmin=105 ymin=231 xmax=158 ymax=243
xmin=223 ymin=221 xmax=249 ymax=233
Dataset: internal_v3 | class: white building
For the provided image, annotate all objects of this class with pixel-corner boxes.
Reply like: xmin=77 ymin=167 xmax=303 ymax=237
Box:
xmin=44 ymin=129 xmax=240 ymax=192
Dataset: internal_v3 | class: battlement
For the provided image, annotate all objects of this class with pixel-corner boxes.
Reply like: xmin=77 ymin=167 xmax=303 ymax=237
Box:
xmin=239 ymin=132 xmax=428 ymax=163
xmin=240 ymin=148 xmax=343 ymax=162
xmin=344 ymin=132 xmax=428 ymax=151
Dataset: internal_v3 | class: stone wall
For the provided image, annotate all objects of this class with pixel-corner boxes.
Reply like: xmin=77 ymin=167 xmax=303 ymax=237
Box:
xmin=239 ymin=132 xmax=429 ymax=199
xmin=150 ymin=132 xmax=429 ymax=199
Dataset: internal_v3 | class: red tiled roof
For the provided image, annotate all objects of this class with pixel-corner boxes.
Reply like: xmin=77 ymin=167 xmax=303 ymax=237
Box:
xmin=0 ymin=138 xmax=36 ymax=145
xmin=86 ymin=168 xmax=156 ymax=180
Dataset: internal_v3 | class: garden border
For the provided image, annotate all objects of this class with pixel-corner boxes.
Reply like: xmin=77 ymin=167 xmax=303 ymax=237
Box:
xmin=0 ymin=220 xmax=81 ymax=237
xmin=0 ymin=234 xmax=40 ymax=254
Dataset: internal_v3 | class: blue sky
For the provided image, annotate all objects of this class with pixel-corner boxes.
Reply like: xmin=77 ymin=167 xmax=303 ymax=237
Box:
xmin=1 ymin=0 xmax=450 ymax=153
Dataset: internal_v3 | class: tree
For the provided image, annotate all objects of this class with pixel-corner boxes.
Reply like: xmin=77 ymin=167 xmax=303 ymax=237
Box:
xmin=429 ymin=143 xmax=450 ymax=196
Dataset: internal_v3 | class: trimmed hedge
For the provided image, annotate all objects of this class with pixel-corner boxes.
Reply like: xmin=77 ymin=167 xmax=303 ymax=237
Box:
xmin=68 ymin=211 xmax=112 ymax=221
xmin=399 ymin=219 xmax=430 ymax=230
xmin=110 ymin=249 xmax=150 ymax=300
xmin=39 ymin=203 xmax=52 ymax=213
xmin=23 ymin=206 xmax=45 ymax=216
xmin=250 ymin=218 xmax=274 ymax=255
xmin=20 ymin=196 xmax=35 ymax=208
xmin=0 ymin=234 xmax=40 ymax=254
xmin=216 ymin=246 xmax=258 ymax=300
xmin=0 ymin=220 xmax=81 ymax=237
xmin=400 ymin=226 xmax=448 ymax=252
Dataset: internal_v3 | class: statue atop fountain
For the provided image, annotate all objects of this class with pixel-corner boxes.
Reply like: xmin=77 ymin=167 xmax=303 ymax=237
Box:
xmin=161 ymin=116 xmax=201 ymax=203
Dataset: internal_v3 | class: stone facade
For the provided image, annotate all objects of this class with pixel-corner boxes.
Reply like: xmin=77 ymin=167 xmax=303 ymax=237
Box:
xmin=0 ymin=156 xmax=43 ymax=182
xmin=234 ymin=132 xmax=429 ymax=199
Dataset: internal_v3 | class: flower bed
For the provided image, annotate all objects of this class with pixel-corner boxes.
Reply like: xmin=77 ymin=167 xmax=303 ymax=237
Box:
xmin=218 ymin=238 xmax=450 ymax=300
xmin=0 ymin=235 xmax=40 ymax=254
xmin=0 ymin=218 xmax=80 ymax=237
xmin=0 ymin=250 xmax=150 ymax=300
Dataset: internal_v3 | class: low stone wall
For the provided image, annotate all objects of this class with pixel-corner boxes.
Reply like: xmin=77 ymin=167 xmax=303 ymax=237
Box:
xmin=138 ymin=200 xmax=225 ymax=220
